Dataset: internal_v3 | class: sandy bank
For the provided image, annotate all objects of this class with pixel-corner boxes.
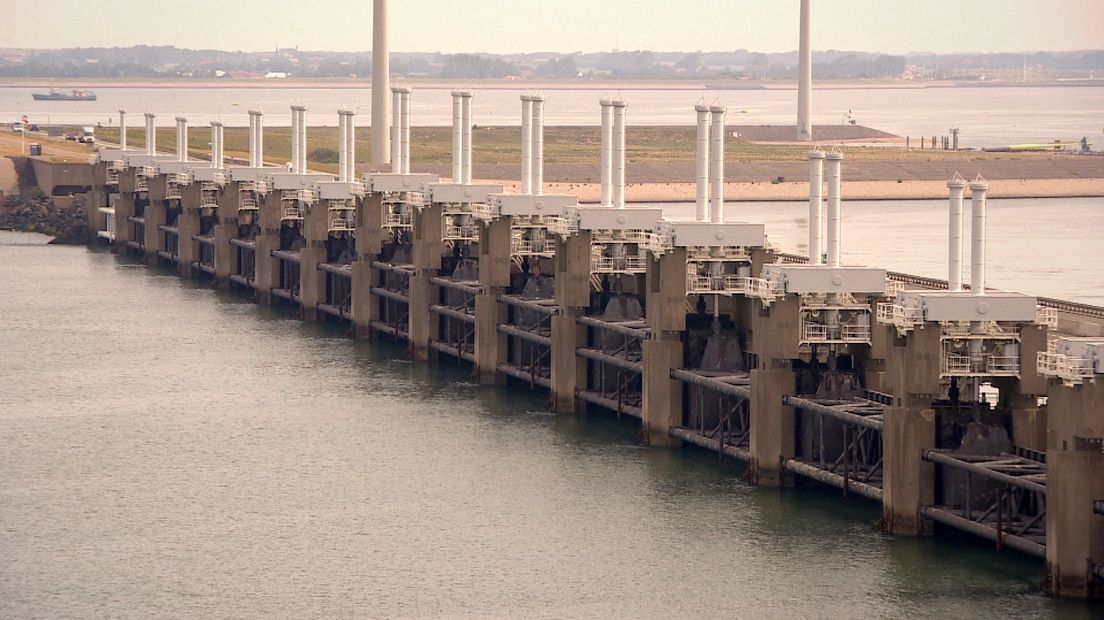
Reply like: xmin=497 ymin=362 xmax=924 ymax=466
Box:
xmin=481 ymin=178 xmax=1104 ymax=203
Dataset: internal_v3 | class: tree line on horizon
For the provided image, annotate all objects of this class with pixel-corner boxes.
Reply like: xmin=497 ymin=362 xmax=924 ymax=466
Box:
xmin=0 ymin=45 xmax=1101 ymax=81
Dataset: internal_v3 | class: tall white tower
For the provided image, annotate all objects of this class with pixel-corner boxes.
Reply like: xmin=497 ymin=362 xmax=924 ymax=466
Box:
xmin=797 ymin=0 xmax=813 ymax=141
xmin=371 ymin=0 xmax=391 ymax=165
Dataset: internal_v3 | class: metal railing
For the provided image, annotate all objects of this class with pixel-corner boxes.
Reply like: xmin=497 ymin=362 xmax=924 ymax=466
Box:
xmin=591 ymin=254 xmax=647 ymax=274
xmin=281 ymin=206 xmax=304 ymax=221
xmin=1036 ymin=351 xmax=1095 ymax=385
xmin=877 ymin=302 xmax=924 ymax=333
xmin=329 ymin=213 xmax=356 ymax=232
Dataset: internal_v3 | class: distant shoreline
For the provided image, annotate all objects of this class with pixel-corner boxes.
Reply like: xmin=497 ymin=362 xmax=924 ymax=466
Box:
xmin=2 ymin=78 xmax=1103 ymax=91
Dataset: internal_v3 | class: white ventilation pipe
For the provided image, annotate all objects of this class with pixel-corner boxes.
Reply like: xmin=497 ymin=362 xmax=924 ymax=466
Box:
xmin=119 ymin=110 xmax=127 ymax=151
xmin=346 ymin=110 xmax=357 ymax=181
xmin=390 ymin=88 xmax=402 ymax=173
xmin=694 ymin=103 xmax=710 ymax=222
xmin=708 ymin=104 xmax=726 ymax=224
xmin=290 ymin=106 xmax=300 ymax=173
xmin=248 ymin=110 xmax=263 ymax=167
xmin=370 ymin=0 xmax=390 ymax=165
xmin=947 ymin=177 xmax=967 ymax=292
xmin=808 ymin=150 xmax=825 ymax=264
xmin=399 ymin=88 xmax=411 ymax=175
xmin=338 ymin=111 xmax=349 ymax=183
xmin=825 ymin=152 xmax=843 ymax=267
xmin=611 ymin=99 xmax=627 ymax=209
xmin=461 ymin=90 xmax=473 ymax=185
xmin=451 ymin=90 xmax=463 ymax=184
xmin=520 ymin=95 xmax=533 ymax=195
xmin=797 ymin=0 xmax=813 ymax=142
xmin=291 ymin=106 xmax=307 ymax=174
xmin=970 ymin=179 xmax=989 ymax=296
xmin=211 ymin=121 xmax=223 ymax=169
xmin=248 ymin=113 xmax=256 ymax=165
xmin=144 ymin=113 xmax=156 ymax=156
xmin=599 ymin=99 xmax=613 ymax=207
xmin=531 ymin=94 xmax=544 ymax=196
xmin=175 ymin=117 xmax=188 ymax=162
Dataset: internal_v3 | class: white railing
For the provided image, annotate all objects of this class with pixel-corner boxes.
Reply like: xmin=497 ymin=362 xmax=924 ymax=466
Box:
xmin=745 ymin=276 xmax=785 ymax=304
xmin=444 ymin=224 xmax=479 ymax=241
xmin=943 ymin=354 xmax=973 ymax=375
xmin=591 ymin=229 xmax=651 ymax=245
xmin=1037 ymin=351 xmax=1095 ymax=385
xmin=512 ymin=238 xmax=554 ymax=256
xmin=686 ymin=274 xmax=753 ymax=295
xmin=330 ymin=214 xmax=356 ymax=231
xmin=166 ymin=185 xmax=182 ymax=200
xmin=986 ymin=355 xmax=1021 ymax=375
xmin=800 ymin=319 xmax=872 ymax=345
xmin=282 ymin=206 xmax=304 ymax=220
xmin=877 ymin=302 xmax=924 ymax=333
xmin=238 ymin=195 xmax=258 ymax=210
xmin=591 ymin=254 xmax=647 ymax=274
xmin=1036 ymin=306 xmax=1058 ymax=328
xmin=240 ymin=180 xmax=267 ymax=194
xmin=547 ymin=214 xmax=579 ymax=237
xmin=349 ymin=181 xmax=367 ymax=197
xmin=471 ymin=202 xmax=498 ymax=221
xmin=383 ymin=212 xmax=412 ymax=229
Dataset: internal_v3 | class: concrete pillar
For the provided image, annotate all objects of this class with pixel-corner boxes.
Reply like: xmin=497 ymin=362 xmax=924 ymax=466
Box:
xmin=253 ymin=191 xmax=282 ymax=303
xmin=475 ymin=217 xmax=512 ymax=384
xmin=143 ymin=201 xmax=166 ymax=266
xmin=643 ymin=248 xmax=688 ymax=446
xmin=85 ymin=181 xmax=106 ymax=244
xmin=177 ymin=207 xmax=199 ymax=277
xmin=410 ymin=203 xmax=444 ymax=360
xmin=1044 ymin=377 xmax=1104 ymax=598
xmin=299 ymin=201 xmax=330 ymax=321
xmin=113 ymin=172 xmax=135 ymax=253
xmin=749 ymin=366 xmax=797 ymax=486
xmin=881 ymin=405 xmax=936 ymax=535
xmin=551 ymin=232 xmax=592 ymax=412
xmin=353 ymin=194 xmax=385 ymax=340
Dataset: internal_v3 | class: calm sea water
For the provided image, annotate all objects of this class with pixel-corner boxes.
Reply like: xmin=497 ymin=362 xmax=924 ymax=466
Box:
xmin=1 ymin=194 xmax=1103 ymax=617
xmin=2 ymin=84 xmax=1102 ymax=148
xmin=2 ymin=229 xmax=1101 ymax=619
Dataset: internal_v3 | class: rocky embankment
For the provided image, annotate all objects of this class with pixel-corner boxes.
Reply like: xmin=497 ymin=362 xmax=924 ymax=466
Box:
xmin=0 ymin=192 xmax=89 ymax=244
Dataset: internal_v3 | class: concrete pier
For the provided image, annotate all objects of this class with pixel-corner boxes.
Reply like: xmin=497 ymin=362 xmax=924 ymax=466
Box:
xmin=410 ymin=204 xmax=444 ymax=361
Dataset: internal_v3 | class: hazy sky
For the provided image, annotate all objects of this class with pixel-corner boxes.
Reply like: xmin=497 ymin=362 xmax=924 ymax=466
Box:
xmin=7 ymin=0 xmax=1103 ymax=54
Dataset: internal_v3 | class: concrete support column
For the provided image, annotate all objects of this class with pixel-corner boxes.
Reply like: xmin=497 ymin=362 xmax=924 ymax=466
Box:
xmin=749 ymin=365 xmax=797 ymax=486
xmin=213 ymin=222 xmax=235 ymax=290
xmin=299 ymin=202 xmax=330 ymax=321
xmin=551 ymin=232 xmax=592 ymax=412
xmin=86 ymin=181 xmax=106 ymax=243
xmin=143 ymin=201 xmax=166 ymax=266
xmin=642 ymin=336 xmax=683 ymax=446
xmin=353 ymin=195 xmax=385 ymax=340
xmin=114 ymin=192 xmax=135 ymax=253
xmin=475 ymin=217 xmax=511 ymax=384
xmin=1046 ymin=451 xmax=1104 ymax=597
xmin=643 ymin=248 xmax=688 ymax=446
xmin=177 ymin=207 xmax=199 ymax=277
xmin=410 ymin=203 xmax=444 ymax=361
xmin=881 ymin=405 xmax=936 ymax=535
xmin=1044 ymin=378 xmax=1104 ymax=598
xmin=254 ymin=192 xmax=283 ymax=303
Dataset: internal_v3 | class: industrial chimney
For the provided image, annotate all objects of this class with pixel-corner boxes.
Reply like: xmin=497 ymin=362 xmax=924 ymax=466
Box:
xmin=807 ymin=149 xmax=825 ymax=264
xmin=947 ymin=176 xmax=967 ymax=291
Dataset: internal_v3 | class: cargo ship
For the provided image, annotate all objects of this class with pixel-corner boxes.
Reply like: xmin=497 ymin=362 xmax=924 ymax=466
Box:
xmin=32 ymin=89 xmax=97 ymax=101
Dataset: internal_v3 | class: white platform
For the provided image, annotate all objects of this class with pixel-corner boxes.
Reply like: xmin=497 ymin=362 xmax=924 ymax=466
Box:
xmin=493 ymin=194 xmax=577 ymax=217
xmin=666 ymin=221 xmax=765 ymax=248
xmin=267 ymin=172 xmax=334 ymax=191
xmin=577 ymin=206 xmax=664 ymax=231
xmin=425 ymin=183 xmax=503 ymax=204
xmin=366 ymin=173 xmax=439 ymax=193
xmin=896 ymin=290 xmax=1038 ymax=322
xmin=762 ymin=264 xmax=887 ymax=295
